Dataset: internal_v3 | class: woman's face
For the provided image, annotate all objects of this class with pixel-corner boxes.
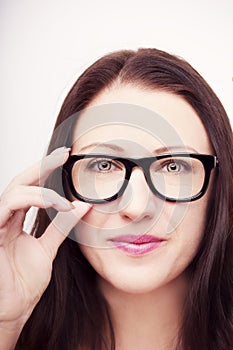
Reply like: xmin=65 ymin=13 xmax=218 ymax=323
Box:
xmin=70 ymin=85 xmax=213 ymax=294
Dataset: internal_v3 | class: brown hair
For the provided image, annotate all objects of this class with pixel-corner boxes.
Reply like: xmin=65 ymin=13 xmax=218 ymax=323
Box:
xmin=16 ymin=48 xmax=233 ymax=349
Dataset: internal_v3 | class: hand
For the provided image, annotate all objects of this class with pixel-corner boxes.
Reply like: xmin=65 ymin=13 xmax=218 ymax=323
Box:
xmin=0 ymin=147 xmax=92 ymax=333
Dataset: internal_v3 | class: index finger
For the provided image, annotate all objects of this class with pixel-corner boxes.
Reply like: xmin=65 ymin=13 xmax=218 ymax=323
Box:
xmin=38 ymin=201 xmax=93 ymax=261
xmin=8 ymin=147 xmax=71 ymax=187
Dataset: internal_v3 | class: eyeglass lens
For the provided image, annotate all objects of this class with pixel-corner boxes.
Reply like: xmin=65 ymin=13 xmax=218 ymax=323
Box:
xmin=71 ymin=156 xmax=205 ymax=201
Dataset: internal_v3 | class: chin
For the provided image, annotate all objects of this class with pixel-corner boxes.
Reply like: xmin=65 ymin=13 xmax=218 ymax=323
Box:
xmin=100 ymin=274 xmax=169 ymax=295
xmin=117 ymin=284 xmax=162 ymax=295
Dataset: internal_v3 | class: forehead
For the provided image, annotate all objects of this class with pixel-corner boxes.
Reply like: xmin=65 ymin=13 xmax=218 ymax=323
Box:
xmin=72 ymin=86 xmax=212 ymax=155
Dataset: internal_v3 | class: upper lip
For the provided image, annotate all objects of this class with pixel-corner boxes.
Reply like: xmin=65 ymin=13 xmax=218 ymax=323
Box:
xmin=110 ymin=234 xmax=165 ymax=244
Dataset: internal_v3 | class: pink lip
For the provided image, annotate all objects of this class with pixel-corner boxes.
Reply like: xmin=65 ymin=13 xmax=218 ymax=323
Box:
xmin=110 ymin=234 xmax=165 ymax=256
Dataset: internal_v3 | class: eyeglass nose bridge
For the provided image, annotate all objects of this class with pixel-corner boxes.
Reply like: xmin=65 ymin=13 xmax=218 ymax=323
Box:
xmin=120 ymin=157 xmax=165 ymax=201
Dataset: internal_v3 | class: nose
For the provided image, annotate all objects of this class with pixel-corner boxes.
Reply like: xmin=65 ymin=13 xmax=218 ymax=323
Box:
xmin=118 ymin=168 xmax=156 ymax=222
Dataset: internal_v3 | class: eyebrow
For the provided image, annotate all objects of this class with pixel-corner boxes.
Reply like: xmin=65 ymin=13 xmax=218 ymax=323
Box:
xmin=76 ymin=143 xmax=198 ymax=154
xmin=77 ymin=143 xmax=125 ymax=153
xmin=154 ymin=146 xmax=199 ymax=154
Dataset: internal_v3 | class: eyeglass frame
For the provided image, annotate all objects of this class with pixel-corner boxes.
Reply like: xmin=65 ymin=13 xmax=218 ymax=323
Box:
xmin=62 ymin=153 xmax=219 ymax=204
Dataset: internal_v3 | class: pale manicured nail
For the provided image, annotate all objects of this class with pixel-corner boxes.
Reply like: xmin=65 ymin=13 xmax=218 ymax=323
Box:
xmin=50 ymin=147 xmax=71 ymax=156
xmin=54 ymin=199 xmax=75 ymax=211
xmin=43 ymin=196 xmax=75 ymax=211
xmin=72 ymin=201 xmax=93 ymax=208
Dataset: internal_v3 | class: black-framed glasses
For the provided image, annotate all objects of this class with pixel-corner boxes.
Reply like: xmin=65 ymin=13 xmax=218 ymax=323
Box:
xmin=62 ymin=153 xmax=219 ymax=203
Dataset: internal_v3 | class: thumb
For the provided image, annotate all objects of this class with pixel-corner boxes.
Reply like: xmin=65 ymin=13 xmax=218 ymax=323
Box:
xmin=39 ymin=201 xmax=92 ymax=260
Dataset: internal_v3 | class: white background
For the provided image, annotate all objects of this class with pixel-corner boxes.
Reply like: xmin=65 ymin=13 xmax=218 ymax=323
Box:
xmin=1 ymin=0 xmax=233 ymax=193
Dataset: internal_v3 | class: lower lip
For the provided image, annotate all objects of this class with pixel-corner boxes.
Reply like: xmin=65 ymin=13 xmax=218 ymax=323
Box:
xmin=111 ymin=241 xmax=164 ymax=256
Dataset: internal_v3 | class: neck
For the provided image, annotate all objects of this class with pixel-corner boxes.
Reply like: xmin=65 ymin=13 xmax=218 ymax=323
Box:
xmin=98 ymin=272 xmax=188 ymax=350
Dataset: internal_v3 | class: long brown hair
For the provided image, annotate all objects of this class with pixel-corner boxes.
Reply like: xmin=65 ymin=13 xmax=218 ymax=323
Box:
xmin=16 ymin=48 xmax=233 ymax=349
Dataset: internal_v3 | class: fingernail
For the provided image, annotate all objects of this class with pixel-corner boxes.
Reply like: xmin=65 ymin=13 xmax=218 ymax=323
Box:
xmin=43 ymin=196 xmax=75 ymax=211
xmin=70 ymin=201 xmax=93 ymax=217
xmin=51 ymin=147 xmax=71 ymax=155
xmin=72 ymin=201 xmax=93 ymax=209
xmin=55 ymin=199 xmax=75 ymax=211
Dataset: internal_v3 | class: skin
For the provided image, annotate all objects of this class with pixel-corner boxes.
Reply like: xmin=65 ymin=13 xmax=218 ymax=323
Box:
xmin=70 ymin=85 xmax=214 ymax=349
xmin=0 ymin=148 xmax=91 ymax=349
xmin=0 ymin=84 xmax=215 ymax=350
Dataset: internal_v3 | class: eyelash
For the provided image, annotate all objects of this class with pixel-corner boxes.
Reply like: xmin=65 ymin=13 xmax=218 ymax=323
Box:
xmin=87 ymin=159 xmax=122 ymax=172
xmin=86 ymin=158 xmax=192 ymax=173
xmin=159 ymin=160 xmax=192 ymax=173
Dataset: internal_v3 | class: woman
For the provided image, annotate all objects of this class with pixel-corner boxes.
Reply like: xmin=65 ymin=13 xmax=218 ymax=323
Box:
xmin=0 ymin=48 xmax=232 ymax=350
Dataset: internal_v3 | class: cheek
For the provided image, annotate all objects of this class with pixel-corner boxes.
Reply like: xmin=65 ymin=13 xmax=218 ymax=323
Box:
xmin=182 ymin=197 xmax=208 ymax=235
xmin=83 ymin=206 xmax=112 ymax=226
xmin=73 ymin=206 xmax=113 ymax=247
xmin=73 ymin=194 xmax=209 ymax=250
xmin=77 ymin=202 xmax=209 ymax=294
xmin=169 ymin=197 xmax=209 ymax=268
